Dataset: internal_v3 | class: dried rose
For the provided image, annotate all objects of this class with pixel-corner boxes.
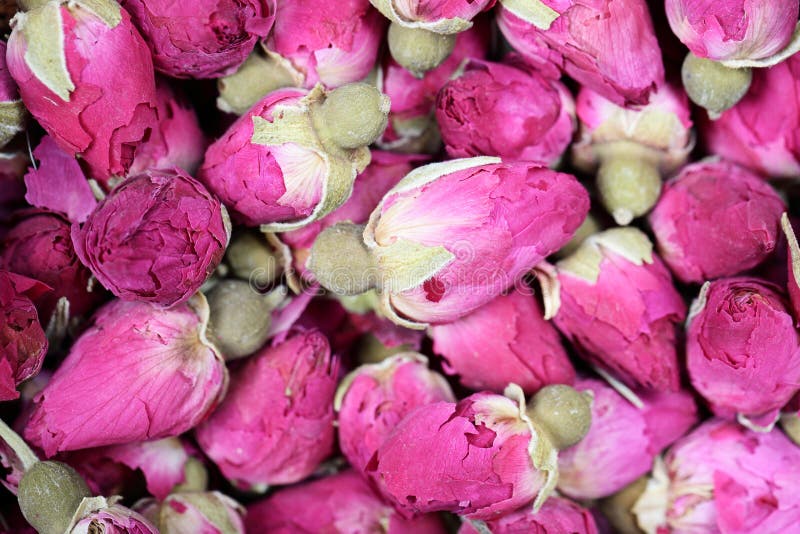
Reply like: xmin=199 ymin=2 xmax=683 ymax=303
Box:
xmin=68 ymin=501 xmax=158 ymax=534
xmin=136 ymin=492 xmax=245 ymax=534
xmin=458 ymin=496 xmax=598 ymax=534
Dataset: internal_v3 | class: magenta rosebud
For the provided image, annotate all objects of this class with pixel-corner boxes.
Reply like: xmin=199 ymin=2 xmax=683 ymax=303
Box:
xmin=435 ymin=58 xmax=575 ymax=166
xmin=69 ymin=502 xmax=158 ymax=534
xmin=497 ymin=0 xmax=664 ymax=107
xmin=686 ymin=277 xmax=800 ymax=429
xmin=136 ymin=492 xmax=245 ymax=534
xmin=649 ymin=160 xmax=785 ymax=284
xmin=246 ymin=470 xmax=446 ymax=533
xmin=72 ymin=168 xmax=230 ymax=307
xmin=557 ymin=378 xmax=697 ymax=500
xmin=7 ymin=0 xmax=158 ymax=184
xmin=195 ymin=330 xmax=338 ymax=491
xmin=120 ymin=0 xmax=276 ymax=79
xmin=0 ymin=271 xmax=48 ymax=402
xmin=24 ymin=295 xmax=227 ymax=456
xmin=336 ymin=353 xmax=455 ymax=473
xmin=550 ymin=227 xmax=686 ymax=391
xmin=0 ymin=41 xmax=25 ymax=148
xmin=429 ymin=291 xmax=575 ymax=394
xmin=458 ymin=496 xmax=598 ymax=534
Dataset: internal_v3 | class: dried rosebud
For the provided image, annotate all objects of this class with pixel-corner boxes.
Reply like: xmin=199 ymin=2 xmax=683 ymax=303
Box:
xmin=119 ymin=0 xmax=276 ymax=78
xmin=649 ymin=160 xmax=785 ymax=284
xmin=435 ymin=58 xmax=575 ymax=166
xmin=0 ymin=41 xmax=26 ymax=148
xmin=551 ymin=227 xmax=686 ymax=391
xmin=246 ymin=470 xmax=446 ymax=533
xmin=195 ymin=330 xmax=338 ymax=491
xmin=0 ymin=271 xmax=48 ymax=402
xmin=429 ymin=291 xmax=575 ymax=394
xmin=336 ymin=353 xmax=454 ymax=473
xmin=137 ymin=492 xmax=245 ymax=534
xmin=686 ymin=278 xmax=800 ymax=429
xmin=198 ymin=84 xmax=389 ymax=230
xmin=458 ymin=496 xmax=598 ymax=534
xmin=17 ymin=461 xmax=91 ymax=534
xmin=24 ymin=295 xmax=227 ymax=456
xmin=497 ymin=0 xmax=664 ymax=107
xmin=69 ymin=502 xmax=158 ymax=534
xmin=7 ymin=0 xmax=158 ymax=184
xmin=72 ymin=168 xmax=230 ymax=308
xmin=557 ymin=378 xmax=697 ymax=500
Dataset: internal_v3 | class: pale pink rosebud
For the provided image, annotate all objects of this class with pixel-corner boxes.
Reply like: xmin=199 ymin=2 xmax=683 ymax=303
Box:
xmin=649 ymin=160 xmax=785 ymax=284
xmin=371 ymin=0 xmax=494 ymax=30
xmin=458 ymin=496 xmax=598 ymax=534
xmin=429 ymin=291 xmax=575 ymax=394
xmin=686 ymin=278 xmax=800 ymax=428
xmin=72 ymin=168 xmax=230 ymax=308
xmin=6 ymin=0 xmax=158 ymax=184
xmin=69 ymin=502 xmax=158 ymax=534
xmin=195 ymin=330 xmax=338 ymax=491
xmin=136 ymin=492 xmax=245 ymax=534
xmin=435 ymin=58 xmax=575 ymax=166
xmin=0 ymin=41 xmax=26 ymax=148
xmin=24 ymin=295 xmax=227 ymax=456
xmin=119 ymin=0 xmax=276 ymax=79
xmin=246 ymin=470 xmax=446 ymax=533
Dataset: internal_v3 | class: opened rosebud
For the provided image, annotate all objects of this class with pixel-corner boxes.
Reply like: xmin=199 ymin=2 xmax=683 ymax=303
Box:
xmin=72 ymin=168 xmax=230 ymax=308
xmin=137 ymin=492 xmax=245 ymax=534
xmin=458 ymin=496 xmax=598 ymax=534
xmin=0 ymin=41 xmax=26 ymax=148
xmin=497 ymin=0 xmax=664 ymax=107
xmin=7 ymin=0 xmax=158 ymax=184
xmin=649 ymin=160 xmax=785 ymax=283
xmin=429 ymin=291 xmax=575 ymax=394
xmin=195 ymin=330 xmax=338 ymax=491
xmin=24 ymin=295 xmax=227 ymax=456
xmin=435 ymin=58 xmax=575 ymax=166
xmin=686 ymin=278 xmax=800 ymax=429
xmin=550 ymin=227 xmax=686 ymax=391
xmin=69 ymin=502 xmax=158 ymax=534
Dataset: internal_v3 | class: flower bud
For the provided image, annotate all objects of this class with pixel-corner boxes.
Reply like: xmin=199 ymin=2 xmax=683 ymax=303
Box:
xmin=69 ymin=502 xmax=158 ymax=533
xmin=0 ymin=41 xmax=26 ymax=149
xmin=388 ymin=24 xmax=456 ymax=77
xmin=225 ymin=231 xmax=282 ymax=288
xmin=682 ymin=53 xmax=752 ymax=116
xmin=138 ymin=491 xmax=245 ymax=534
xmin=18 ymin=461 xmax=91 ymax=534
xmin=458 ymin=496 xmax=599 ymax=534
xmin=313 ymin=83 xmax=390 ymax=150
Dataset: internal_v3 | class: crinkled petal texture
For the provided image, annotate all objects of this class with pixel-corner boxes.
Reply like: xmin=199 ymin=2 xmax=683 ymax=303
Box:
xmin=6 ymin=3 xmax=157 ymax=184
xmin=195 ymin=330 xmax=338 ymax=490
xmin=665 ymin=0 xmax=798 ymax=61
xmin=497 ymin=0 xmax=664 ymax=107
xmin=370 ymin=160 xmax=589 ymax=325
xmin=703 ymin=54 xmax=800 ymax=179
xmin=24 ymin=297 xmax=226 ymax=456
xmin=367 ymin=393 xmax=546 ymax=520
xmin=246 ymin=470 xmax=445 ymax=533
xmin=558 ymin=378 xmax=697 ymax=500
xmin=72 ymin=168 xmax=229 ymax=307
xmin=338 ymin=353 xmax=454 ymax=473
xmin=649 ymin=161 xmax=785 ymax=284
xmin=686 ymin=278 xmax=800 ymax=422
xmin=386 ymin=0 xmax=495 ymax=25
xmin=70 ymin=504 xmax=159 ymax=534
xmin=0 ymin=272 xmax=48 ymax=402
xmin=430 ymin=291 xmax=575 ymax=394
xmin=120 ymin=0 xmax=276 ymax=78
xmin=436 ymin=59 xmax=575 ymax=165
xmin=661 ymin=420 xmax=800 ymax=533
xmin=458 ymin=496 xmax=598 ymax=534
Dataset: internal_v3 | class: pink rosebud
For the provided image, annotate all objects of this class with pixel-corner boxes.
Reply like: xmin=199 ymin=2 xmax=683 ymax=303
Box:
xmin=649 ymin=160 xmax=785 ymax=284
xmin=686 ymin=278 xmax=800 ymax=428
xmin=435 ymin=58 xmax=575 ymax=166
xmin=557 ymin=378 xmax=697 ymax=500
xmin=72 ymin=168 xmax=230 ymax=307
xmin=371 ymin=0 xmax=494 ymax=30
xmin=0 ymin=271 xmax=48 ymax=402
xmin=246 ymin=470 xmax=446 ymax=533
xmin=336 ymin=353 xmax=455 ymax=473
xmin=429 ymin=291 xmax=575 ymax=394
xmin=195 ymin=330 xmax=338 ymax=491
xmin=119 ymin=0 xmax=276 ymax=79
xmin=550 ymin=227 xmax=686 ymax=391
xmin=136 ymin=492 xmax=245 ymax=534
xmin=458 ymin=496 xmax=598 ymax=534
xmin=497 ymin=0 xmax=665 ymax=107
xmin=6 ymin=0 xmax=158 ymax=184
xmin=24 ymin=295 xmax=227 ymax=456
xmin=69 ymin=502 xmax=158 ymax=534
xmin=0 ymin=41 xmax=25 ymax=148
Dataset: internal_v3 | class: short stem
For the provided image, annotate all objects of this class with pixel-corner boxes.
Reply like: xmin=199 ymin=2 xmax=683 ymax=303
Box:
xmin=597 ymin=151 xmax=661 ymax=226
xmin=387 ymin=22 xmax=456 ymax=77
xmin=525 ymin=384 xmax=592 ymax=450
xmin=309 ymin=222 xmax=379 ymax=296
xmin=682 ymin=52 xmax=752 ymax=117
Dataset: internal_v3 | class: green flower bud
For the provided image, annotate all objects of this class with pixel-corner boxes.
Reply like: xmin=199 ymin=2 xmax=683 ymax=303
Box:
xmin=682 ymin=52 xmax=752 ymax=118
xmin=312 ymin=83 xmax=390 ymax=150
xmin=387 ymin=23 xmax=456 ymax=77
xmin=309 ymin=222 xmax=378 ymax=296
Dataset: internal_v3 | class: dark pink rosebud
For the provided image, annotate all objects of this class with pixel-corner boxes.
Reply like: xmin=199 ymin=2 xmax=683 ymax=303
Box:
xmin=195 ymin=330 xmax=338 ymax=491
xmin=246 ymin=470 xmax=446 ymax=533
xmin=458 ymin=496 xmax=598 ymax=534
xmin=0 ymin=41 xmax=26 ymax=148
xmin=686 ymin=278 xmax=800 ymax=429
xmin=649 ymin=160 xmax=785 ymax=284
xmin=497 ymin=0 xmax=664 ymax=107
xmin=69 ymin=502 xmax=158 ymax=534
xmin=72 ymin=168 xmax=230 ymax=308
xmin=435 ymin=58 xmax=575 ymax=165
xmin=0 ymin=271 xmax=48 ymax=402
xmin=7 ymin=0 xmax=158 ymax=184
xmin=557 ymin=378 xmax=697 ymax=500
xmin=119 ymin=0 xmax=276 ymax=79
xmin=136 ymin=492 xmax=245 ymax=534
xmin=429 ymin=291 xmax=575 ymax=394
xmin=550 ymin=227 xmax=686 ymax=391
xmin=24 ymin=295 xmax=227 ymax=456
xmin=336 ymin=353 xmax=454 ymax=473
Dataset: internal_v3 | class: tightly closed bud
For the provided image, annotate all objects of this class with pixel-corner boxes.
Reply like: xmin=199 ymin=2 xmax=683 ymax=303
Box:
xmin=370 ymin=0 xmax=493 ymax=35
xmin=225 ymin=232 xmax=281 ymax=288
xmin=388 ymin=24 xmax=456 ymax=76
xmin=458 ymin=497 xmax=599 ymax=534
xmin=682 ymin=53 xmax=752 ymax=117
xmin=527 ymin=385 xmax=592 ymax=450
xmin=309 ymin=223 xmax=378 ymax=296
xmin=18 ymin=461 xmax=91 ymax=534
xmin=312 ymin=83 xmax=390 ymax=150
